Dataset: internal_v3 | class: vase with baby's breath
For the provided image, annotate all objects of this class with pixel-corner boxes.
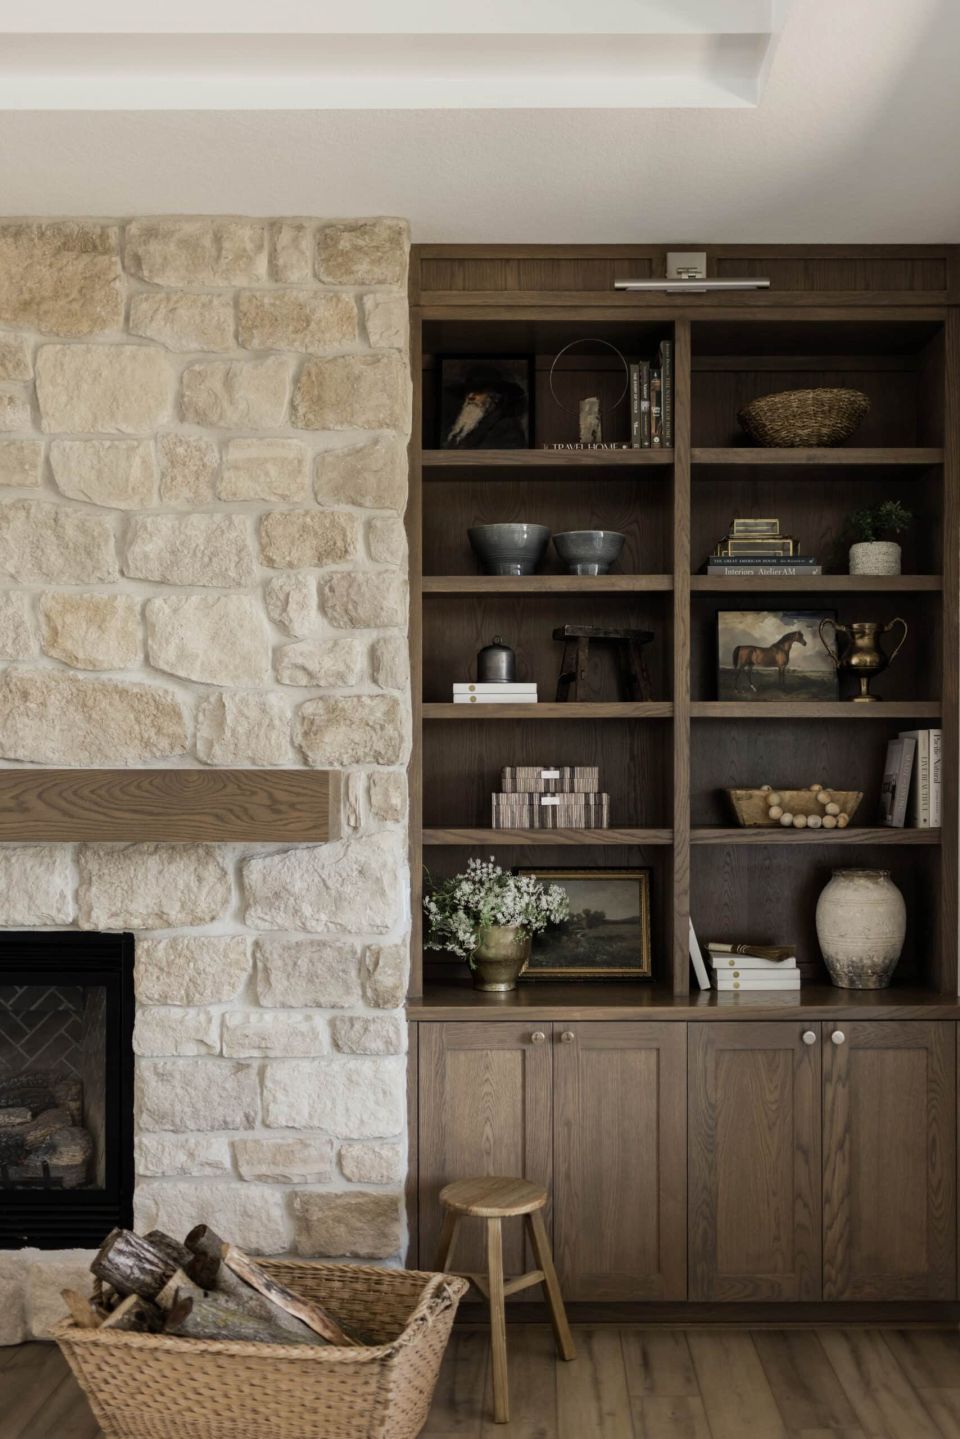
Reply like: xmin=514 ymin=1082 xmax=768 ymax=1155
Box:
xmin=424 ymin=858 xmax=570 ymax=991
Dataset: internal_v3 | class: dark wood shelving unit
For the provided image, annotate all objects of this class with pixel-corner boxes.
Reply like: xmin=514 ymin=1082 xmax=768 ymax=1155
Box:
xmin=408 ymin=248 xmax=959 ymax=1006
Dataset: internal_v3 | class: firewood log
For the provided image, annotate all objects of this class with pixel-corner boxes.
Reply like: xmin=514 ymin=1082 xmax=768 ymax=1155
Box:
xmin=164 ymin=1294 xmax=323 ymax=1346
xmin=143 ymin=1230 xmax=193 ymax=1271
xmin=0 ymin=1128 xmax=27 ymax=1164
xmin=23 ymin=1107 xmax=73 ymax=1150
xmin=184 ymin=1225 xmax=326 ymax=1345
xmin=99 ymin=1294 xmax=162 ymax=1333
xmin=0 ymin=1108 xmax=29 ymax=1128
xmin=6 ymin=1126 xmax=93 ymax=1187
xmin=92 ymin=1229 xmax=181 ymax=1300
xmin=61 ymin=1289 xmax=102 ymax=1329
xmin=154 ymin=1268 xmax=205 ymax=1312
xmin=221 ymin=1244 xmax=361 ymax=1347
xmin=50 ymin=1076 xmax=83 ymax=1125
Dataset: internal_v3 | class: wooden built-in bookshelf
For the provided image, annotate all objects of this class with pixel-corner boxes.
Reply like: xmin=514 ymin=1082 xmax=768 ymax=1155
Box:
xmin=407 ymin=247 xmax=959 ymax=1007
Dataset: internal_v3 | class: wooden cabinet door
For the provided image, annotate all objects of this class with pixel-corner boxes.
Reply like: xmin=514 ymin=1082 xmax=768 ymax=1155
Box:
xmin=553 ymin=1022 xmax=687 ymax=1300
xmin=822 ymin=1020 xmax=956 ymax=1301
xmin=418 ymin=1022 xmax=552 ymax=1281
xmin=688 ymin=1022 xmax=822 ymax=1301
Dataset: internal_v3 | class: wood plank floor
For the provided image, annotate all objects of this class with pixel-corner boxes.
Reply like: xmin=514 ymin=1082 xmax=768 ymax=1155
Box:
xmin=1 ymin=1327 xmax=958 ymax=1438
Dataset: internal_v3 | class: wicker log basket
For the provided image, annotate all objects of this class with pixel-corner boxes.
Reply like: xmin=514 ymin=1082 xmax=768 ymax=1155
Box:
xmin=54 ymin=1261 xmax=469 ymax=1439
xmin=738 ymin=387 xmax=870 ymax=447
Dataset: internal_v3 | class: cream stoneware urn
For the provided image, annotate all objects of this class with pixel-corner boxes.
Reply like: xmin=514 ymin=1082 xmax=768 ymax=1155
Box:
xmin=816 ymin=868 xmax=906 ymax=989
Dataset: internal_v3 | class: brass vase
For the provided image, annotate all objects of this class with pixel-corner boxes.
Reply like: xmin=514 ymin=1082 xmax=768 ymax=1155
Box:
xmin=818 ymin=617 xmax=908 ymax=702
xmin=470 ymin=925 xmax=531 ymax=992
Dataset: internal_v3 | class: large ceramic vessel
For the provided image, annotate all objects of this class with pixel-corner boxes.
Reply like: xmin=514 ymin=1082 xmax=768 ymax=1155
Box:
xmin=815 ymin=868 xmax=906 ymax=989
xmin=470 ymin=925 xmax=531 ymax=991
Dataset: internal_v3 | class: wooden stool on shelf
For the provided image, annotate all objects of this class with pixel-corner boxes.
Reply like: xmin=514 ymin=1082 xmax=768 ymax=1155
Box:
xmin=552 ymin=623 xmax=655 ymax=702
xmin=435 ymin=1176 xmax=576 ymax=1424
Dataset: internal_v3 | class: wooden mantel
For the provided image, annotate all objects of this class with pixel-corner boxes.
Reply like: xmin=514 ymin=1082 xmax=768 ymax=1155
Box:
xmin=0 ymin=769 xmax=338 ymax=843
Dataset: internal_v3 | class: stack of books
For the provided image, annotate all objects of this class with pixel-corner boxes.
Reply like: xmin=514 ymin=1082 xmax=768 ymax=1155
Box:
xmin=881 ymin=729 xmax=942 ymax=827
xmin=629 ymin=340 xmax=673 ymax=449
xmin=492 ymin=764 xmax=610 ymax=829
xmin=453 ymin=682 xmax=537 ymax=705
xmin=708 ymin=517 xmax=820 ymax=578
xmin=707 ymin=942 xmax=801 ymax=993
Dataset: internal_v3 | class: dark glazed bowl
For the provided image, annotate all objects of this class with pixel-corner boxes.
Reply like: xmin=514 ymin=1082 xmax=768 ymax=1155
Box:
xmin=468 ymin=523 xmax=550 ymax=576
xmin=552 ymin=530 xmax=626 ymax=576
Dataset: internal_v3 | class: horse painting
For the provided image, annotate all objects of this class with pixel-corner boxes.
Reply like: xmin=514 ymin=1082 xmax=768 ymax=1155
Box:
xmin=732 ymin=630 xmax=807 ymax=692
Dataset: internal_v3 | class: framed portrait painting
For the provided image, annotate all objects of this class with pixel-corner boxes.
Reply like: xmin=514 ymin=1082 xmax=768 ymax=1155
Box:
xmin=438 ymin=356 xmax=532 ymax=450
xmin=515 ymin=868 xmax=652 ymax=980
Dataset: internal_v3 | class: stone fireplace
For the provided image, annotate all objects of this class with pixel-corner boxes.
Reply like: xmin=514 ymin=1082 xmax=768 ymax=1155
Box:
xmin=0 ymin=216 xmax=411 ymax=1340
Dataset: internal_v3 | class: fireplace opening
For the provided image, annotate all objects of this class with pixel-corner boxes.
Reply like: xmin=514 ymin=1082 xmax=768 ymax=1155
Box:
xmin=0 ymin=933 xmax=133 ymax=1249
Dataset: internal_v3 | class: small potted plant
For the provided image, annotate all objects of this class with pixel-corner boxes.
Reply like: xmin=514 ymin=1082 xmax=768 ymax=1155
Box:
xmin=846 ymin=500 xmax=912 ymax=576
xmin=424 ymin=857 xmax=570 ymax=992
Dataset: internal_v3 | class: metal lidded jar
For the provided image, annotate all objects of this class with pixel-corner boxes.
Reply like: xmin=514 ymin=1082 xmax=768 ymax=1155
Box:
xmin=477 ymin=635 xmax=516 ymax=684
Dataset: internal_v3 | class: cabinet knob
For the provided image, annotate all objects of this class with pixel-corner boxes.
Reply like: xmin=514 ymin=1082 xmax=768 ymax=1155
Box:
xmin=560 ymin=1030 xmax=575 ymax=1044
xmin=801 ymin=1030 xmax=817 ymax=1046
xmin=831 ymin=1030 xmax=846 ymax=1045
xmin=530 ymin=1031 xmax=546 ymax=1044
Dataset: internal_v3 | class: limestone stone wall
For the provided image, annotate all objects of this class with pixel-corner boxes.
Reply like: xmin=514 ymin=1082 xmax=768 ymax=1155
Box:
xmin=0 ymin=218 xmax=411 ymax=1341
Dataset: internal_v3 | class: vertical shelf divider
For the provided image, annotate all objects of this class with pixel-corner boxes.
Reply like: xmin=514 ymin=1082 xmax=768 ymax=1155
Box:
xmin=672 ymin=319 xmax=692 ymax=995
xmin=407 ymin=287 xmax=424 ymax=999
xmin=940 ymin=310 xmax=959 ymax=995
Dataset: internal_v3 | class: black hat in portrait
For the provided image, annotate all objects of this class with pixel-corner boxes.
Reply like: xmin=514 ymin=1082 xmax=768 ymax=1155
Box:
xmin=439 ymin=358 xmax=531 ymax=449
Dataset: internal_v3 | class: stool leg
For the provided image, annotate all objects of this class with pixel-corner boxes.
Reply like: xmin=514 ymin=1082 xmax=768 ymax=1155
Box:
xmin=435 ymin=1210 xmax=461 ymax=1273
xmin=526 ymin=1210 xmax=576 ymax=1362
xmin=486 ymin=1217 xmax=510 ymax=1423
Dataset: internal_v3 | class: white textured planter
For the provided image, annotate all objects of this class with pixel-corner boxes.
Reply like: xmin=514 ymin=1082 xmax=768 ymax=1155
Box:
xmin=816 ymin=868 xmax=906 ymax=989
xmin=849 ymin=540 xmax=901 ymax=575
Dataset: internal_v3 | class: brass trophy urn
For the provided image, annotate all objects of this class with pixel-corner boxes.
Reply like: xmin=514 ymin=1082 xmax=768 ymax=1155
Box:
xmin=818 ymin=617 xmax=908 ymax=702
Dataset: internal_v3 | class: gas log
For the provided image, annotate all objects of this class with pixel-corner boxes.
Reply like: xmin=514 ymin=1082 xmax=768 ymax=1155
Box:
xmin=78 ymin=1225 xmax=363 ymax=1347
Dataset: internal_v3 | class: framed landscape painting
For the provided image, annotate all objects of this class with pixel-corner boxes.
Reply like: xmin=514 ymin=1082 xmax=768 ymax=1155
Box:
xmin=717 ymin=609 xmax=839 ymax=702
xmin=516 ymin=868 xmax=652 ymax=980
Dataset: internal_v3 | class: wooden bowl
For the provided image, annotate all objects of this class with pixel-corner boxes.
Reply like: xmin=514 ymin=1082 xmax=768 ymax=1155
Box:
xmin=726 ymin=787 xmax=863 ymax=828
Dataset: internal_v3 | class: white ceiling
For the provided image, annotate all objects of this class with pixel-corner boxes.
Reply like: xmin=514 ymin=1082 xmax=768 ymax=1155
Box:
xmin=0 ymin=0 xmax=957 ymax=242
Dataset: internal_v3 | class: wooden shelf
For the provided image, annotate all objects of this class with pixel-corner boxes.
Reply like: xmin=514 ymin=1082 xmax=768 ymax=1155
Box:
xmin=407 ymin=981 xmax=960 ymax=1022
xmin=423 ymin=574 xmax=673 ymax=594
xmin=423 ymin=827 xmax=673 ymax=846
xmin=691 ymin=575 xmax=941 ymax=593
xmin=691 ymin=826 xmax=941 ymax=846
xmin=692 ymin=447 xmax=943 ymax=467
xmin=691 ymin=702 xmax=941 ymax=720
xmin=423 ymin=702 xmax=674 ymax=720
xmin=0 ymin=768 xmax=335 ymax=842
xmin=422 ymin=449 xmax=674 ymax=469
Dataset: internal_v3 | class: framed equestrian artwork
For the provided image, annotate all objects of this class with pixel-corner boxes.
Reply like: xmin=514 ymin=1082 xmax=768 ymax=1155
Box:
xmin=717 ymin=609 xmax=839 ymax=702
xmin=438 ymin=356 xmax=532 ymax=449
xmin=514 ymin=867 xmax=652 ymax=980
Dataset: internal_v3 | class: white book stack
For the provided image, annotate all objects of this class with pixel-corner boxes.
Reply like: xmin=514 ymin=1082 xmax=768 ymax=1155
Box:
xmin=898 ymin=729 xmax=942 ymax=827
xmin=453 ymin=683 xmax=538 ymax=705
xmin=708 ymin=943 xmax=801 ymax=992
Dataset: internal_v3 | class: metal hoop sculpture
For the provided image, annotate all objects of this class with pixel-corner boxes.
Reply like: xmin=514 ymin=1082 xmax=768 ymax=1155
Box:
xmin=547 ymin=337 xmax=631 ymax=417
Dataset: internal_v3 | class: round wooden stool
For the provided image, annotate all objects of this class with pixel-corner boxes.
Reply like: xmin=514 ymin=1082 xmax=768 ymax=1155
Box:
xmin=436 ymin=1176 xmax=576 ymax=1424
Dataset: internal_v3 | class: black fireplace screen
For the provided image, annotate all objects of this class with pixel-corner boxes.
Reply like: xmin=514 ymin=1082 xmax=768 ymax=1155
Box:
xmin=0 ymin=933 xmax=133 ymax=1248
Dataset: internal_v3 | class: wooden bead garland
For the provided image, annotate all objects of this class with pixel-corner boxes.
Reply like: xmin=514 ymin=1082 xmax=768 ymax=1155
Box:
xmin=761 ymin=785 xmax=850 ymax=833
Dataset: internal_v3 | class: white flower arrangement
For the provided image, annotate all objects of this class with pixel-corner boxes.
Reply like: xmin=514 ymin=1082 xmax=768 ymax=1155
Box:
xmin=424 ymin=857 xmax=570 ymax=962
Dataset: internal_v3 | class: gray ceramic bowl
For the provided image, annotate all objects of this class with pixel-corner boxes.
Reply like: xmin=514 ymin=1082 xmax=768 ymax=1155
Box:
xmin=468 ymin=523 xmax=550 ymax=576
xmin=553 ymin=530 xmax=626 ymax=576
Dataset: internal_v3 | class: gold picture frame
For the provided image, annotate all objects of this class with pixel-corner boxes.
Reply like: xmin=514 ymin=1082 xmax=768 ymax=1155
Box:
xmin=515 ymin=867 xmax=652 ymax=981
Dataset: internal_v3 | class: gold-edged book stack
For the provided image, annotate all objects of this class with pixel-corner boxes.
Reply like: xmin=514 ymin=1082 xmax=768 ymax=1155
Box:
xmin=708 ymin=516 xmax=820 ymax=577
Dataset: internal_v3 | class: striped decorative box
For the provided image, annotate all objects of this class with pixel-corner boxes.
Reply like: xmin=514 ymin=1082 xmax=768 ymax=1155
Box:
xmin=492 ymin=793 xmax=610 ymax=829
xmin=499 ymin=765 xmax=600 ymax=795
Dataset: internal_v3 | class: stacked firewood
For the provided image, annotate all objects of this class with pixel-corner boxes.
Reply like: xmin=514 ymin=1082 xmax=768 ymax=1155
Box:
xmin=62 ymin=1225 xmax=367 ymax=1346
xmin=0 ymin=1073 xmax=92 ymax=1186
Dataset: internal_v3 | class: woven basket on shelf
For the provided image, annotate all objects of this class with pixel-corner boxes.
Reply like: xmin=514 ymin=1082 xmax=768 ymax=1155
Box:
xmin=738 ymin=387 xmax=870 ymax=447
xmin=54 ymin=1261 xmax=468 ymax=1439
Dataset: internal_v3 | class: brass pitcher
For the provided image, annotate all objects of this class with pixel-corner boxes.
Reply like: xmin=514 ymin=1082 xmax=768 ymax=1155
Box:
xmin=818 ymin=617 xmax=908 ymax=702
